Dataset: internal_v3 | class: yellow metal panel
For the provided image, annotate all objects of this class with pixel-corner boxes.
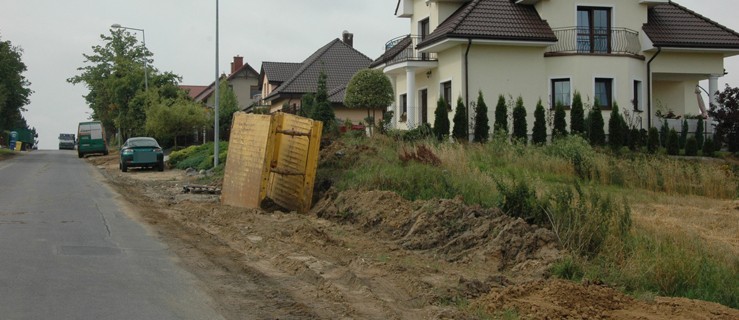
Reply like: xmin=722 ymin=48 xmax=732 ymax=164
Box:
xmin=267 ymin=113 xmax=322 ymax=213
xmin=221 ymin=113 xmax=272 ymax=208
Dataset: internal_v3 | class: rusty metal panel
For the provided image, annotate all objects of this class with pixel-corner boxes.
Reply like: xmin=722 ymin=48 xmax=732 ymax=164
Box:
xmin=221 ymin=113 xmax=272 ymax=208
xmin=267 ymin=113 xmax=322 ymax=213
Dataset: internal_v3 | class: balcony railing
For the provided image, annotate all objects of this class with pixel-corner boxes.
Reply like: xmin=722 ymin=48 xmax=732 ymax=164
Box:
xmin=546 ymin=27 xmax=641 ymax=56
xmin=377 ymin=35 xmax=438 ymax=67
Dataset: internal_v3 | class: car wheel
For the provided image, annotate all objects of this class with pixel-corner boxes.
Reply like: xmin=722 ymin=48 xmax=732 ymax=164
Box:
xmin=157 ymin=160 xmax=164 ymax=172
xmin=78 ymin=152 xmax=83 ymax=158
xmin=103 ymin=149 xmax=109 ymax=156
xmin=121 ymin=163 xmax=127 ymax=172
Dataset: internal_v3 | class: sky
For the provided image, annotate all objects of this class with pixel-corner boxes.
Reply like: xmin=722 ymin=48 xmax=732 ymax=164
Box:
xmin=1 ymin=0 xmax=738 ymax=149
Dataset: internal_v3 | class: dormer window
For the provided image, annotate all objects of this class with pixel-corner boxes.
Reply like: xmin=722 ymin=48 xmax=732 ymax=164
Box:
xmin=577 ymin=7 xmax=611 ymax=53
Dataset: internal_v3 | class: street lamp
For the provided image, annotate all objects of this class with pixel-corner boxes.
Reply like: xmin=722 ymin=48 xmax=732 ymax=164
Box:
xmin=110 ymin=24 xmax=149 ymax=91
xmin=213 ymin=0 xmax=220 ymax=167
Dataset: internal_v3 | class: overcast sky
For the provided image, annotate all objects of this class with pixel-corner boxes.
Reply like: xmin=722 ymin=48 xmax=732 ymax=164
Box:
xmin=1 ymin=0 xmax=737 ymax=149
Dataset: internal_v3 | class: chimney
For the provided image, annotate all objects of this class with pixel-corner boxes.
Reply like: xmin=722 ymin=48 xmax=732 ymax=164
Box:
xmin=231 ymin=56 xmax=244 ymax=74
xmin=342 ymin=30 xmax=354 ymax=47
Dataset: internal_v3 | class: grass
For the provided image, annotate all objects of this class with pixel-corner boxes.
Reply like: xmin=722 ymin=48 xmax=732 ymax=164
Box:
xmin=0 ymin=148 xmax=13 ymax=156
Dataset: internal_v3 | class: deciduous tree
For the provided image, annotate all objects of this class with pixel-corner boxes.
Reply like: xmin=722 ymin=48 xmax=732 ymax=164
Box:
xmin=344 ymin=69 xmax=393 ymax=135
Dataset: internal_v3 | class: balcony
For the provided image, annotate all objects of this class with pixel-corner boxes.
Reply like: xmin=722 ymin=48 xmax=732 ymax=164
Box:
xmin=371 ymin=35 xmax=438 ymax=69
xmin=546 ymin=27 xmax=642 ymax=57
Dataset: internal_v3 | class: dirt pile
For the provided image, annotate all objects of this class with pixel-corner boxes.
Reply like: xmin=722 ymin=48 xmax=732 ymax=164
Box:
xmin=473 ymin=279 xmax=739 ymax=319
xmin=314 ymin=189 xmax=561 ymax=277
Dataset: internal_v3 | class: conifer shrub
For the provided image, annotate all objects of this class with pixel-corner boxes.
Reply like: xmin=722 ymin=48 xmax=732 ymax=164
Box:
xmin=695 ymin=117 xmax=704 ymax=150
xmin=473 ymin=91 xmax=490 ymax=143
xmin=553 ymin=101 xmax=568 ymax=140
xmin=452 ymin=96 xmax=468 ymax=142
xmin=667 ymin=128 xmax=680 ymax=155
xmin=660 ymin=119 xmax=669 ymax=147
xmin=702 ymin=136 xmax=715 ymax=156
xmin=608 ymin=102 xmax=623 ymax=149
xmin=512 ymin=96 xmax=528 ymax=144
xmin=532 ymin=99 xmax=547 ymax=145
xmin=685 ymin=137 xmax=698 ymax=156
xmin=588 ymin=101 xmax=606 ymax=146
xmin=570 ymin=91 xmax=585 ymax=136
xmin=679 ymin=119 xmax=689 ymax=149
xmin=493 ymin=94 xmax=508 ymax=135
xmin=433 ymin=96 xmax=450 ymax=141
xmin=647 ymin=127 xmax=660 ymax=154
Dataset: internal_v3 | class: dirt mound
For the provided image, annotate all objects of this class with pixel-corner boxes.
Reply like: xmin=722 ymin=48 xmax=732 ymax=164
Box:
xmin=313 ymin=189 xmax=561 ymax=276
xmin=473 ymin=279 xmax=739 ymax=319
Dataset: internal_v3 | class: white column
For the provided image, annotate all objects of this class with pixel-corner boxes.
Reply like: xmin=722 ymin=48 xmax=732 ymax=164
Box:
xmin=406 ymin=67 xmax=416 ymax=129
xmin=389 ymin=75 xmax=397 ymax=129
xmin=709 ymin=74 xmax=720 ymax=107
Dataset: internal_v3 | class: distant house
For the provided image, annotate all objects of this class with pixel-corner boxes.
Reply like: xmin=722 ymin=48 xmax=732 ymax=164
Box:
xmin=179 ymin=85 xmax=208 ymax=100
xmin=373 ymin=0 xmax=739 ymax=133
xmin=259 ymin=32 xmax=375 ymax=124
xmin=194 ymin=56 xmax=260 ymax=111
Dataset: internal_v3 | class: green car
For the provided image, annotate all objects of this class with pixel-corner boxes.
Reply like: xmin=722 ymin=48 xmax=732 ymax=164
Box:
xmin=119 ymin=137 xmax=164 ymax=172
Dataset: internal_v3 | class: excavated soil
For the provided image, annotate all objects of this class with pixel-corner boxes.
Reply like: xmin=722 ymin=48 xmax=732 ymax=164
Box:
xmin=86 ymin=152 xmax=739 ymax=319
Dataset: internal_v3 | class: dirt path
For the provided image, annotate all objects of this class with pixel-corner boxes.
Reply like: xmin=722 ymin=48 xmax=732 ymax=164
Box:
xmin=87 ymin=154 xmax=739 ymax=319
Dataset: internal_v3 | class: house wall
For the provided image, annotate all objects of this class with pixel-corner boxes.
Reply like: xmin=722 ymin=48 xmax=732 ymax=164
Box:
xmin=231 ymin=76 xmax=259 ymax=111
xmin=650 ymin=52 xmax=725 ymax=75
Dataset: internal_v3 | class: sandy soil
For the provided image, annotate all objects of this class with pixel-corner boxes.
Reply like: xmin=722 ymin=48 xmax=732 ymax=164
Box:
xmin=85 ymin=153 xmax=739 ymax=319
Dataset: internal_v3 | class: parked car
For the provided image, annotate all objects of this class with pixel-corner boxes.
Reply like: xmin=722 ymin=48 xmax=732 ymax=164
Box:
xmin=59 ymin=133 xmax=76 ymax=150
xmin=119 ymin=137 xmax=164 ymax=172
xmin=78 ymin=121 xmax=108 ymax=157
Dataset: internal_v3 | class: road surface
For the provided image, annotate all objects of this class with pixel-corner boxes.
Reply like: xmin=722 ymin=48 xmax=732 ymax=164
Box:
xmin=0 ymin=151 xmax=225 ymax=320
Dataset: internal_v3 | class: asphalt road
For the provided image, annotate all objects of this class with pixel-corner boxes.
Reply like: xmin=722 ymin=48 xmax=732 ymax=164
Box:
xmin=0 ymin=151 xmax=226 ymax=320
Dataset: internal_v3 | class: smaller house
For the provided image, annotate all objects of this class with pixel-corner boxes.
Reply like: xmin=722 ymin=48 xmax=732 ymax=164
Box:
xmin=259 ymin=32 xmax=374 ymax=124
xmin=179 ymin=85 xmax=208 ymax=100
xmin=193 ymin=56 xmax=260 ymax=111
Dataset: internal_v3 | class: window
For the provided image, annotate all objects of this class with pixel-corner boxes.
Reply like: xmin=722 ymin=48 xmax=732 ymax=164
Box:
xmin=250 ymin=86 xmax=260 ymax=99
xmin=594 ymin=78 xmax=613 ymax=108
xmin=577 ymin=7 xmax=611 ymax=53
xmin=633 ymin=80 xmax=642 ymax=111
xmin=400 ymin=94 xmax=408 ymax=121
xmin=441 ymin=81 xmax=452 ymax=111
xmin=551 ymin=78 xmax=571 ymax=108
xmin=419 ymin=18 xmax=430 ymax=60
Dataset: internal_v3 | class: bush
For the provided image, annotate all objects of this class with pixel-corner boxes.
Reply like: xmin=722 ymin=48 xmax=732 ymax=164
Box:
xmin=647 ymin=127 xmax=660 ymax=154
xmin=702 ymin=137 xmax=715 ymax=157
xmin=433 ymin=97 xmax=450 ymax=141
xmin=168 ymin=141 xmax=229 ymax=170
xmin=493 ymin=94 xmax=508 ymax=135
xmin=666 ymin=128 xmax=680 ymax=155
xmin=685 ymin=137 xmax=698 ymax=156
xmin=495 ymin=177 xmax=545 ymax=225
xmin=532 ymin=99 xmax=547 ymax=145
xmin=588 ymin=101 xmax=605 ymax=146
xmin=695 ymin=117 xmax=705 ymax=150
xmin=660 ymin=119 xmax=669 ymax=148
xmin=570 ymin=91 xmax=585 ymax=136
xmin=628 ymin=128 xmax=641 ymax=151
xmin=608 ymin=102 xmax=624 ymax=150
xmin=543 ymin=135 xmax=594 ymax=180
xmin=710 ymin=85 xmax=739 ymax=153
xmin=679 ymin=119 xmax=689 ymax=149
xmin=512 ymin=96 xmax=528 ymax=144
xmin=473 ymin=91 xmax=490 ymax=143
xmin=553 ymin=101 xmax=568 ymax=140
xmin=452 ymin=97 xmax=468 ymax=142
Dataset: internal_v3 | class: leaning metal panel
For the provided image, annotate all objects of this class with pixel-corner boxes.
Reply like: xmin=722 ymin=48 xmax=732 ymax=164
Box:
xmin=221 ymin=113 xmax=272 ymax=208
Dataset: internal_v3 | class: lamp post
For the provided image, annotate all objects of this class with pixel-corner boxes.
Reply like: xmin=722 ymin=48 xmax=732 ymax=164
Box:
xmin=213 ymin=0 xmax=220 ymax=167
xmin=111 ymin=23 xmax=149 ymax=144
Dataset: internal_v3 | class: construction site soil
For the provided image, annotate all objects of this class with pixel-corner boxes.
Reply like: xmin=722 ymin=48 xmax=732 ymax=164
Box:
xmin=84 ymin=152 xmax=738 ymax=319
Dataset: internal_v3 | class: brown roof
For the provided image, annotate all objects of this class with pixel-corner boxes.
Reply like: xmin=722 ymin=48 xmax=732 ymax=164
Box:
xmin=265 ymin=39 xmax=372 ymax=104
xmin=194 ymin=62 xmax=259 ymax=102
xmin=369 ymin=35 xmax=412 ymax=68
xmin=180 ymin=85 xmax=208 ymax=100
xmin=418 ymin=0 xmax=556 ymax=49
xmin=261 ymin=62 xmax=302 ymax=83
xmin=643 ymin=2 xmax=739 ymax=49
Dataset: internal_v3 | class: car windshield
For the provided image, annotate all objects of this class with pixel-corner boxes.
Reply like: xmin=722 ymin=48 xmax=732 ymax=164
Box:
xmin=126 ymin=138 xmax=159 ymax=148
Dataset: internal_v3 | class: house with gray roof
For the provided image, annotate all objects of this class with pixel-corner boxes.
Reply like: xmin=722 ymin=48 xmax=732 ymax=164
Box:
xmin=373 ymin=0 xmax=739 ymax=136
xmin=259 ymin=33 xmax=374 ymax=124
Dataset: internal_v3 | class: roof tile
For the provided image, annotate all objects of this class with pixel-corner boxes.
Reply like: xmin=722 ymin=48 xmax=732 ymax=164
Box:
xmin=643 ymin=2 xmax=739 ymax=49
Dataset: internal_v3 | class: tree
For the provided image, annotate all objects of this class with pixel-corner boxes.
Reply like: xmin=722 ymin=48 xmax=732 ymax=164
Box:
xmin=659 ymin=119 xmax=669 ymax=148
xmin=493 ymin=94 xmax=508 ymax=135
xmin=710 ymin=85 xmax=739 ymax=153
xmin=310 ymin=71 xmax=336 ymax=134
xmin=532 ymin=99 xmax=547 ymax=145
xmin=217 ymin=78 xmax=239 ymax=141
xmin=588 ymin=100 xmax=605 ymax=146
xmin=298 ymin=93 xmax=315 ymax=118
xmin=552 ymin=101 xmax=568 ymax=140
xmin=145 ymin=96 xmax=209 ymax=148
xmin=0 ymin=34 xmax=33 ymax=134
xmin=570 ymin=91 xmax=585 ymax=136
xmin=433 ymin=97 xmax=450 ymax=141
xmin=512 ymin=96 xmax=527 ymax=144
xmin=685 ymin=137 xmax=698 ymax=156
xmin=68 ymin=28 xmax=156 ymax=140
xmin=608 ymin=102 xmax=623 ymax=149
xmin=695 ymin=117 xmax=705 ymax=150
xmin=473 ymin=91 xmax=490 ymax=143
xmin=344 ymin=69 xmax=394 ymax=136
xmin=647 ymin=127 xmax=660 ymax=154
xmin=703 ymin=137 xmax=715 ymax=157
xmin=679 ymin=118 xmax=689 ymax=150
xmin=452 ymin=96 xmax=468 ymax=141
